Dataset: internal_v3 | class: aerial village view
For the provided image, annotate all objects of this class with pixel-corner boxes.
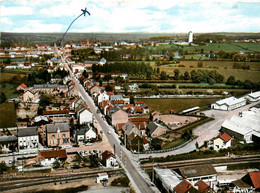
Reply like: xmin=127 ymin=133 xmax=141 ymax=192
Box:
xmin=0 ymin=0 xmax=260 ymax=193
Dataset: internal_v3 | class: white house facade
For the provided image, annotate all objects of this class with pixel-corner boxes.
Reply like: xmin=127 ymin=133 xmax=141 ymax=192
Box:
xmin=18 ymin=127 xmax=39 ymax=153
xmin=78 ymin=108 xmax=93 ymax=124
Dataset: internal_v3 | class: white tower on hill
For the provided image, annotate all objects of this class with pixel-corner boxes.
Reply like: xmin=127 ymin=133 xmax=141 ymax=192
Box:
xmin=188 ymin=31 xmax=193 ymax=43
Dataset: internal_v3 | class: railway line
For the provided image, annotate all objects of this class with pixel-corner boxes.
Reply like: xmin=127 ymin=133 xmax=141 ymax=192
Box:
xmin=141 ymin=154 xmax=260 ymax=171
xmin=0 ymin=168 xmax=124 ymax=192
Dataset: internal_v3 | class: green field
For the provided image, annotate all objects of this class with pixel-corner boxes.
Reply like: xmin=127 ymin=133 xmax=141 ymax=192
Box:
xmin=139 ymin=98 xmax=222 ymax=114
xmin=162 ymin=138 xmax=188 ymax=150
xmin=0 ymin=102 xmax=16 ymax=128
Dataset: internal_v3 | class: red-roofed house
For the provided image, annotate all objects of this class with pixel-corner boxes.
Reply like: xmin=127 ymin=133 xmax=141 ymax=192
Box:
xmin=232 ymin=172 xmax=260 ymax=192
xmin=213 ymin=132 xmax=232 ymax=151
xmin=101 ymin=150 xmax=119 ymax=168
xmin=195 ymin=180 xmax=210 ymax=193
xmin=39 ymin=149 xmax=67 ymax=167
xmin=17 ymin=83 xmax=27 ymax=91
xmin=174 ymin=179 xmax=199 ymax=193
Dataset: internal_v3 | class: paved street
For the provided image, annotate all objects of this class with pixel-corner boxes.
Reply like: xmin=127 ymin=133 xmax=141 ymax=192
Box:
xmin=57 ymin=50 xmax=159 ymax=193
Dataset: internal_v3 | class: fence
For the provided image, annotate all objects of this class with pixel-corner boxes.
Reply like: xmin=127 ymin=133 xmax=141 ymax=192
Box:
xmin=133 ymin=139 xmax=193 ymax=154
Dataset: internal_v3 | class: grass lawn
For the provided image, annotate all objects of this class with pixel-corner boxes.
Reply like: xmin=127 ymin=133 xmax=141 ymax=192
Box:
xmin=139 ymin=98 xmax=221 ymax=114
xmin=162 ymin=138 xmax=188 ymax=150
xmin=0 ymin=102 xmax=16 ymax=128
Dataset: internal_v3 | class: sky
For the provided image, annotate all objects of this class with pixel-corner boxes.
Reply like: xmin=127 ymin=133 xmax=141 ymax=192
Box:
xmin=1 ymin=0 xmax=260 ymax=33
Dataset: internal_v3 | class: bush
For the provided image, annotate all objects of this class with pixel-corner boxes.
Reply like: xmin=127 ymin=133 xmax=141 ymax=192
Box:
xmin=111 ymin=176 xmax=130 ymax=187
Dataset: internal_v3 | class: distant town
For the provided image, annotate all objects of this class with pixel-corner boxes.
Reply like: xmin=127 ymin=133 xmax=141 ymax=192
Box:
xmin=0 ymin=31 xmax=260 ymax=193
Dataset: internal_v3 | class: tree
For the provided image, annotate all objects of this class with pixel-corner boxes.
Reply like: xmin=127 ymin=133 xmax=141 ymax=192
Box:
xmin=160 ymin=71 xmax=168 ymax=80
xmin=89 ymin=154 xmax=99 ymax=167
xmin=173 ymin=69 xmax=180 ymax=80
xmin=195 ymin=141 xmax=199 ymax=149
xmin=183 ymin=71 xmax=190 ymax=80
xmin=0 ymin=92 xmax=7 ymax=104
xmin=197 ymin=61 xmax=203 ymax=68
xmin=151 ymin=138 xmax=163 ymax=150
xmin=39 ymin=94 xmax=51 ymax=111
xmin=226 ymin=75 xmax=236 ymax=85
xmin=130 ymin=95 xmax=135 ymax=104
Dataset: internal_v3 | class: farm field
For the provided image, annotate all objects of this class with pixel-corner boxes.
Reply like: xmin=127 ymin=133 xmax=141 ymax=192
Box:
xmin=0 ymin=102 xmax=17 ymax=128
xmin=140 ymin=88 xmax=250 ymax=97
xmin=138 ymin=98 xmax=222 ymax=114
xmin=158 ymin=61 xmax=260 ymax=83
xmin=147 ymin=42 xmax=260 ymax=52
xmin=0 ymin=72 xmax=27 ymax=82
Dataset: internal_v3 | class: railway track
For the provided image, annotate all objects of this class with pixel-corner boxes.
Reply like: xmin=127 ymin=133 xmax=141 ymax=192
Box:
xmin=141 ymin=154 xmax=260 ymax=171
xmin=0 ymin=168 xmax=124 ymax=192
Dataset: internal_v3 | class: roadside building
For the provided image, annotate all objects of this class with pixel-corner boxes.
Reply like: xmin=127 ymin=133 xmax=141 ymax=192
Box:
xmin=213 ymin=132 xmax=232 ymax=151
xmin=39 ymin=149 xmax=67 ymax=167
xmin=101 ymin=150 xmax=119 ymax=168
xmin=154 ymin=167 xmax=183 ymax=193
xmin=74 ymin=126 xmax=97 ymax=145
xmin=111 ymin=109 xmax=128 ymax=127
xmin=18 ymin=127 xmax=39 ymax=153
xmin=77 ymin=108 xmax=93 ymax=124
xmin=211 ymin=97 xmax=246 ymax=111
xmin=46 ymin=123 xmax=70 ymax=147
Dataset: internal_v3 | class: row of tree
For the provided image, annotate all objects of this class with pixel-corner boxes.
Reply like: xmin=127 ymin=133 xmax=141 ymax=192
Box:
xmin=92 ymin=62 xmax=154 ymax=78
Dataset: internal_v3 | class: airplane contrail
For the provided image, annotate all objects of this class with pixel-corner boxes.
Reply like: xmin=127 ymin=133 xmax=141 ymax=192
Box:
xmin=60 ymin=8 xmax=90 ymax=46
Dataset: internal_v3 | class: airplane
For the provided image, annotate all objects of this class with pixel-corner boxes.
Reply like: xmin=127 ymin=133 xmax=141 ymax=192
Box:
xmin=81 ymin=7 xmax=90 ymax=16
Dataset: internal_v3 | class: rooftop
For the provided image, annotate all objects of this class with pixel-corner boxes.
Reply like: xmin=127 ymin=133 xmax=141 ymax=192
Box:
xmin=178 ymin=164 xmax=217 ymax=179
xmin=40 ymin=149 xmax=67 ymax=159
xmin=46 ymin=123 xmax=70 ymax=133
xmin=18 ymin=127 xmax=38 ymax=137
xmin=154 ymin=168 xmax=183 ymax=191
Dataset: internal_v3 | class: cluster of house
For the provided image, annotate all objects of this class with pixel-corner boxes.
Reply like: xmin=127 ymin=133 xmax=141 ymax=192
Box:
xmin=154 ymin=165 xmax=260 ymax=193
xmin=0 ymin=121 xmax=98 ymax=154
xmin=1 ymin=40 xmax=140 ymax=61
xmin=37 ymin=148 xmax=118 ymax=169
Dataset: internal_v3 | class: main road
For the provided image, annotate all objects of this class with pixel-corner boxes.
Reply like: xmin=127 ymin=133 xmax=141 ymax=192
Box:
xmin=56 ymin=47 xmax=159 ymax=193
